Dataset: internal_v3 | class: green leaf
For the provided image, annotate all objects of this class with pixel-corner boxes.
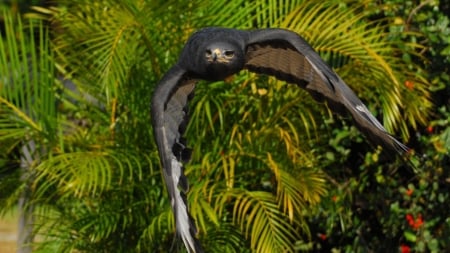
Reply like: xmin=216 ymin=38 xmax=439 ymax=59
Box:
xmin=404 ymin=230 xmax=417 ymax=242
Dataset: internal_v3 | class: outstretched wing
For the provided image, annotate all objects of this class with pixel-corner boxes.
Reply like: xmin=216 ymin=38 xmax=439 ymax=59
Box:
xmin=151 ymin=64 xmax=202 ymax=253
xmin=244 ymin=29 xmax=408 ymax=154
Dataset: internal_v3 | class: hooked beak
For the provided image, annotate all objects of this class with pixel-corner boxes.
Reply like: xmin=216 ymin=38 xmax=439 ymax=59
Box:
xmin=211 ymin=48 xmax=221 ymax=62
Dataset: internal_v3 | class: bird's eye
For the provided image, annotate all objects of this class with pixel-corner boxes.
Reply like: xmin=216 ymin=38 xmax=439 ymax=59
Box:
xmin=205 ymin=49 xmax=212 ymax=57
xmin=224 ymin=50 xmax=234 ymax=58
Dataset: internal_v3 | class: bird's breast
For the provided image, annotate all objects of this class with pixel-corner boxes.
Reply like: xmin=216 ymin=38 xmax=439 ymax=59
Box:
xmin=203 ymin=63 xmax=240 ymax=81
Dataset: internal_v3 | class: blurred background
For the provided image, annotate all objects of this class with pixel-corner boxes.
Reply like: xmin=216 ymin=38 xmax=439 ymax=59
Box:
xmin=0 ymin=0 xmax=448 ymax=252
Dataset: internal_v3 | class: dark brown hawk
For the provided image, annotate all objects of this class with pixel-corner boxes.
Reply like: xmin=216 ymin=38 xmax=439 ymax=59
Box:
xmin=151 ymin=27 xmax=409 ymax=253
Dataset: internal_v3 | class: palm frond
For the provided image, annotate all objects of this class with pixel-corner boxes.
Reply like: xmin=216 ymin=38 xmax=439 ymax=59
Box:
xmin=266 ymin=153 xmax=327 ymax=218
xmin=280 ymin=1 xmax=431 ymax=138
xmin=138 ymin=209 xmax=173 ymax=245
xmin=0 ymin=11 xmax=57 ymax=219
xmin=0 ymin=11 xmax=56 ymax=142
xmin=196 ymin=0 xmax=305 ymax=28
xmin=202 ymin=223 xmax=249 ymax=253
xmin=230 ymin=190 xmax=301 ymax=252
xmin=33 ymin=150 xmax=154 ymax=199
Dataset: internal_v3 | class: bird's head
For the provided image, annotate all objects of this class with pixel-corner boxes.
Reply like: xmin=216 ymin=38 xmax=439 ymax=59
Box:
xmin=201 ymin=41 xmax=245 ymax=80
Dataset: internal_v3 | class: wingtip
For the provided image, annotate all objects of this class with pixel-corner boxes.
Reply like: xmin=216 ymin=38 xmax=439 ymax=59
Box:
xmin=385 ymin=135 xmax=421 ymax=170
xmin=390 ymin=135 xmax=410 ymax=155
xmin=177 ymin=199 xmax=204 ymax=253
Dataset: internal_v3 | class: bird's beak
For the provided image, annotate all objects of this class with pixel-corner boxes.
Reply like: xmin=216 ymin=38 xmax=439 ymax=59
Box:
xmin=212 ymin=48 xmax=221 ymax=62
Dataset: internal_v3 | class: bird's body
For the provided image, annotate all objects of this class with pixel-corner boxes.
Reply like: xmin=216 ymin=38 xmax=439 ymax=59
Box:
xmin=151 ymin=27 xmax=409 ymax=253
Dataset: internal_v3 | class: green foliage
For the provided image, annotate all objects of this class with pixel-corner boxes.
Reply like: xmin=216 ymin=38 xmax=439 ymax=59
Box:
xmin=1 ymin=0 xmax=447 ymax=252
xmin=306 ymin=2 xmax=450 ymax=252
xmin=309 ymin=131 xmax=449 ymax=252
xmin=0 ymin=11 xmax=55 ymax=215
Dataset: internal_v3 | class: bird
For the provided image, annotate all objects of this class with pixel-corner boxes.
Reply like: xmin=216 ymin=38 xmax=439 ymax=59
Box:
xmin=150 ymin=27 xmax=409 ymax=253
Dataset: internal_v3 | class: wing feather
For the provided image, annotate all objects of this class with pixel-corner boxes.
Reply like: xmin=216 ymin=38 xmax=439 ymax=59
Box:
xmin=245 ymin=29 xmax=408 ymax=154
xmin=151 ymin=65 xmax=203 ymax=253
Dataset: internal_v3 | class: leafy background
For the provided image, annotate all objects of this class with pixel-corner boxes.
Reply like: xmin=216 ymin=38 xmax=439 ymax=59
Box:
xmin=0 ymin=0 xmax=448 ymax=252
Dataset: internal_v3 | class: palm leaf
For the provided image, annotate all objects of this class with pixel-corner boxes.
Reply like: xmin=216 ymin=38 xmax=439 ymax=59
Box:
xmin=280 ymin=1 xmax=431 ymax=138
xmin=33 ymin=150 xmax=154 ymax=199
xmin=229 ymin=190 xmax=301 ymax=252
xmin=0 ymin=12 xmax=56 ymax=141
xmin=0 ymin=11 xmax=57 ymax=216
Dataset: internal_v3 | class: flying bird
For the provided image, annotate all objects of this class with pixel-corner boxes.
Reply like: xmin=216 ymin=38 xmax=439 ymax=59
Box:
xmin=151 ymin=27 xmax=409 ymax=253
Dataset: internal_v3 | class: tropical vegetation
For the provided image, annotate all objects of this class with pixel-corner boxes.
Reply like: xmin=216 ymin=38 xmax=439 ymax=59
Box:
xmin=0 ymin=0 xmax=448 ymax=252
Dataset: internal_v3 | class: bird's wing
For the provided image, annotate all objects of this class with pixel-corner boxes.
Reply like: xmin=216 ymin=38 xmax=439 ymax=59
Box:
xmin=151 ymin=64 xmax=202 ymax=253
xmin=244 ymin=28 xmax=408 ymax=154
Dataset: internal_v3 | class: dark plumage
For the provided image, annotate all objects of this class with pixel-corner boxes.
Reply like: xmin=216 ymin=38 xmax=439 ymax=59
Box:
xmin=151 ymin=27 xmax=409 ymax=253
